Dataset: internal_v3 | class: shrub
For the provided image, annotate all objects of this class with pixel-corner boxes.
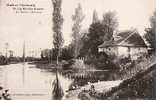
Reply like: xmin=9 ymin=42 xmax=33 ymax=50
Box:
xmin=84 ymin=53 xmax=119 ymax=70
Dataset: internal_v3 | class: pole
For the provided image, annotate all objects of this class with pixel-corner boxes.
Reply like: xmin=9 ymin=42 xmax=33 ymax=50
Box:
xmin=5 ymin=43 xmax=9 ymax=64
xmin=23 ymin=41 xmax=26 ymax=63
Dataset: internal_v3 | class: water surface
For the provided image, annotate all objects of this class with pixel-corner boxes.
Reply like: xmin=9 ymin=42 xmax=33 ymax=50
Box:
xmin=0 ymin=63 xmax=72 ymax=100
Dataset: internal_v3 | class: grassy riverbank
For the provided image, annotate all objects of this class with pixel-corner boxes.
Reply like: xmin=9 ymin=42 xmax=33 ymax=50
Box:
xmin=95 ymin=54 xmax=156 ymax=100
xmin=64 ymin=80 xmax=122 ymax=100
xmin=67 ymin=54 xmax=156 ymax=100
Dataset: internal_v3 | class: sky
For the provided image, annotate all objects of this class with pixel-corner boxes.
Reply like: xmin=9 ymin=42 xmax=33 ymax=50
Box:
xmin=0 ymin=0 xmax=156 ymax=56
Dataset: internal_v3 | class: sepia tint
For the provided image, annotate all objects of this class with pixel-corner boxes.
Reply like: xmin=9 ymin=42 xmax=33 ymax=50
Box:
xmin=0 ymin=0 xmax=156 ymax=100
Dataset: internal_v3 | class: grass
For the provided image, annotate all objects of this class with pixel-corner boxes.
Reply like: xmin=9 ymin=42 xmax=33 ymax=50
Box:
xmin=119 ymin=53 xmax=156 ymax=80
xmin=101 ymin=53 xmax=156 ymax=100
xmin=76 ymin=53 xmax=156 ymax=100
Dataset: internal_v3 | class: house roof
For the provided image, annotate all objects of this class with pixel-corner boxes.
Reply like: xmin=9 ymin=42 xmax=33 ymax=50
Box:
xmin=99 ymin=30 xmax=147 ymax=48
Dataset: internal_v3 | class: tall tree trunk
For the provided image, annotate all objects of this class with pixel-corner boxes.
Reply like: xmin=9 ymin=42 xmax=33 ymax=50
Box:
xmin=52 ymin=0 xmax=64 ymax=99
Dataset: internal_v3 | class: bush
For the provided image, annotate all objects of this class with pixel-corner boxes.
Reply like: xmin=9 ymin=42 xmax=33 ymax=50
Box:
xmin=0 ymin=56 xmax=7 ymax=65
xmin=62 ymin=59 xmax=75 ymax=70
xmin=84 ymin=53 xmax=119 ymax=70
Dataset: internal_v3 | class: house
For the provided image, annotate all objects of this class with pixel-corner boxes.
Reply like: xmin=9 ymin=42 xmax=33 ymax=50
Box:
xmin=98 ymin=30 xmax=148 ymax=60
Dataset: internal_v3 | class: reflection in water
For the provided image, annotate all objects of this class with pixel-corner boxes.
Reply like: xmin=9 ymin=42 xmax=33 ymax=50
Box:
xmin=0 ymin=67 xmax=5 ymax=86
xmin=0 ymin=63 xmax=73 ymax=100
xmin=52 ymin=73 xmax=64 ymax=100
xmin=0 ymin=63 xmax=117 ymax=100
xmin=60 ymin=70 xmax=118 ymax=87
xmin=22 ymin=63 xmax=25 ymax=86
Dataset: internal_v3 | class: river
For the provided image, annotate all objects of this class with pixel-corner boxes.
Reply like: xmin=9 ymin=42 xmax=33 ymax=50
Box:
xmin=0 ymin=63 xmax=73 ymax=100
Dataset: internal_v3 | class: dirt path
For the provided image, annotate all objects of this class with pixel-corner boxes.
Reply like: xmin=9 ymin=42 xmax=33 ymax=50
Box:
xmin=64 ymin=80 xmax=122 ymax=100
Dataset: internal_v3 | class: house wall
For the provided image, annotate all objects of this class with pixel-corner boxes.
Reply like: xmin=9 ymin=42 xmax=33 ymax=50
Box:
xmin=99 ymin=46 xmax=148 ymax=60
xmin=129 ymin=47 xmax=148 ymax=60
xmin=117 ymin=47 xmax=129 ymax=58
xmin=118 ymin=46 xmax=148 ymax=60
xmin=98 ymin=47 xmax=118 ymax=56
xmin=98 ymin=48 xmax=104 ymax=52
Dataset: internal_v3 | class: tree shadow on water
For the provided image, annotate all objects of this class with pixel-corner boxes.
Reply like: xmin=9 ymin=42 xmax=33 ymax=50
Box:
xmin=52 ymin=73 xmax=64 ymax=100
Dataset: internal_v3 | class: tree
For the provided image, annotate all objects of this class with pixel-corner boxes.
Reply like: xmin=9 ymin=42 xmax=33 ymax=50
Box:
xmin=52 ymin=0 xmax=64 ymax=64
xmin=144 ymin=28 xmax=156 ymax=52
xmin=79 ymin=32 xmax=89 ymax=57
xmin=52 ymin=75 xmax=64 ymax=100
xmin=144 ymin=10 xmax=156 ymax=53
xmin=87 ymin=22 xmax=106 ymax=56
xmin=150 ymin=11 xmax=156 ymax=32
xmin=52 ymin=0 xmax=64 ymax=99
xmin=72 ymin=3 xmax=85 ymax=58
xmin=60 ymin=46 xmax=74 ymax=60
xmin=79 ymin=11 xmax=118 ymax=58
xmin=92 ymin=10 xmax=99 ymax=24
xmin=150 ymin=11 xmax=156 ymax=50
xmin=79 ymin=10 xmax=99 ymax=57
xmin=102 ymin=11 xmax=118 ymax=41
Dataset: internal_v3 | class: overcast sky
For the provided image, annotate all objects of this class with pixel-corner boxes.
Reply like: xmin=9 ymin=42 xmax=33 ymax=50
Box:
xmin=0 ymin=0 xmax=156 ymax=56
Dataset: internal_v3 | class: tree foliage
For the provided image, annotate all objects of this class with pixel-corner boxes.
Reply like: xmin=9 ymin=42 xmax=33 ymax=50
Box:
xmin=102 ymin=11 xmax=118 ymax=41
xmin=92 ymin=10 xmax=99 ymax=24
xmin=79 ymin=11 xmax=118 ymax=57
xmin=150 ymin=11 xmax=156 ymax=29
xmin=52 ymin=0 xmax=64 ymax=58
xmin=60 ymin=45 xmax=74 ymax=60
xmin=72 ymin=3 xmax=85 ymax=58
xmin=87 ymin=22 xmax=107 ymax=56
xmin=144 ymin=10 xmax=156 ymax=52
xmin=144 ymin=28 xmax=156 ymax=52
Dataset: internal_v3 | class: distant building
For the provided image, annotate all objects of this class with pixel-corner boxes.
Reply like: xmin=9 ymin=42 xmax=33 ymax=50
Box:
xmin=98 ymin=30 xmax=148 ymax=60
